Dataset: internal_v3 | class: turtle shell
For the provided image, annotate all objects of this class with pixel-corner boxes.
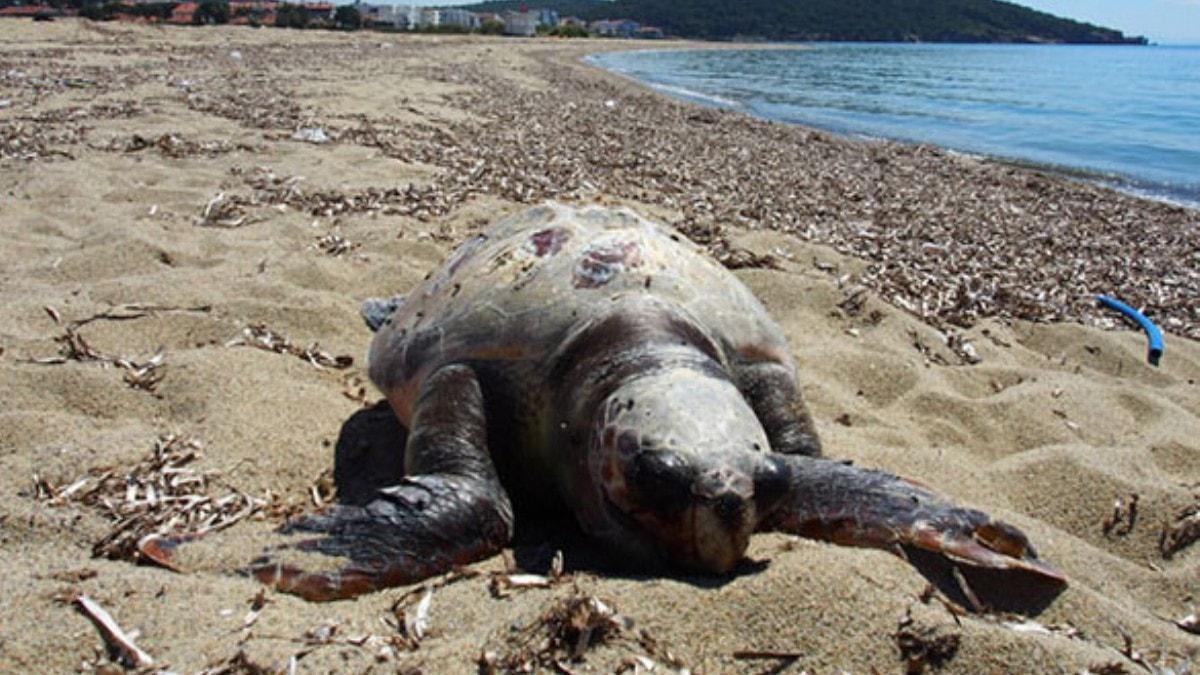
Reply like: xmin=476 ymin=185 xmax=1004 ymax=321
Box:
xmin=367 ymin=203 xmax=792 ymax=426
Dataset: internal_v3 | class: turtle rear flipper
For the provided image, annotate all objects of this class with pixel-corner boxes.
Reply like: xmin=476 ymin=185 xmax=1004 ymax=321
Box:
xmin=250 ymin=364 xmax=511 ymax=601
xmin=760 ymin=455 xmax=1066 ymax=588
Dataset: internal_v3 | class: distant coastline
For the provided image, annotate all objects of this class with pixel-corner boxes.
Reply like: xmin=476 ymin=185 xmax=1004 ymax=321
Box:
xmin=459 ymin=0 xmax=1147 ymax=44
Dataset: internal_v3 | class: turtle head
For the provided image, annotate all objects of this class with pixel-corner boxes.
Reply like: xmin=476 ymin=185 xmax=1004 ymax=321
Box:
xmin=583 ymin=368 xmax=790 ymax=573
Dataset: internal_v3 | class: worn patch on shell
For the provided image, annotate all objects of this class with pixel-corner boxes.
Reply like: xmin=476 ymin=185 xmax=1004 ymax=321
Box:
xmin=574 ymin=240 xmax=642 ymax=288
xmin=526 ymin=227 xmax=570 ymax=257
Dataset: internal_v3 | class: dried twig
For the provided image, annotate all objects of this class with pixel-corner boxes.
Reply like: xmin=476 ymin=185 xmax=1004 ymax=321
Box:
xmin=72 ymin=594 xmax=155 ymax=669
xmin=1174 ymin=612 xmax=1199 ymax=635
xmin=401 ymin=588 xmax=433 ymax=645
xmin=1102 ymin=493 xmax=1140 ymax=536
xmin=1159 ymin=499 xmax=1200 ymax=559
xmin=228 ymin=324 xmax=353 ymax=370
xmin=27 ymin=304 xmax=211 ymax=392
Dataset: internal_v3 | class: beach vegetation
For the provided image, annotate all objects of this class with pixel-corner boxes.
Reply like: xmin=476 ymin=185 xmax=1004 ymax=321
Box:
xmin=478 ymin=18 xmax=505 ymax=35
xmin=77 ymin=0 xmax=177 ymax=21
xmin=274 ymin=3 xmax=309 ymax=28
xmin=192 ymin=0 xmax=229 ymax=25
xmin=333 ymin=4 xmax=361 ymax=29
xmin=544 ymin=24 xmax=589 ymax=38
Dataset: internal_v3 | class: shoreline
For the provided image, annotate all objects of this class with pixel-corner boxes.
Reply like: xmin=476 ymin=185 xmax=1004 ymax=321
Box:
xmin=584 ymin=44 xmax=1200 ymax=212
xmin=2 ymin=23 xmax=1199 ymax=673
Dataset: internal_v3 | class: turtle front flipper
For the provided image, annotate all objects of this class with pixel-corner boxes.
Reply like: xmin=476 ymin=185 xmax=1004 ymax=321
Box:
xmin=734 ymin=360 xmax=821 ymax=457
xmin=759 ymin=455 xmax=1066 ymax=587
xmin=249 ymin=364 xmax=513 ymax=601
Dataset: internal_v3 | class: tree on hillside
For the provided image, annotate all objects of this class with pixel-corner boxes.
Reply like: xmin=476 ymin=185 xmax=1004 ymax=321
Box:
xmin=193 ymin=0 xmax=229 ymax=24
xmin=334 ymin=4 xmax=361 ymax=29
xmin=275 ymin=3 xmax=309 ymax=28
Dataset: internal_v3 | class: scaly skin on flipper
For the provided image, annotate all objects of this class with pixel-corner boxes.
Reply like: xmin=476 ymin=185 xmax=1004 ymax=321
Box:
xmin=249 ymin=364 xmax=513 ymax=601
xmin=761 ymin=455 xmax=1066 ymax=583
xmin=735 ymin=361 xmax=822 ymax=457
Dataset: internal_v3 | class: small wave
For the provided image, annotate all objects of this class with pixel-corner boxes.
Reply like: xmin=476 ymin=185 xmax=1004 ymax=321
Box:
xmin=645 ymin=82 xmax=741 ymax=109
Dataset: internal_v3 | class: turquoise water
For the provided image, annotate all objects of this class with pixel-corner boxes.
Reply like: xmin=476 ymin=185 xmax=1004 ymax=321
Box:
xmin=589 ymin=44 xmax=1200 ymax=206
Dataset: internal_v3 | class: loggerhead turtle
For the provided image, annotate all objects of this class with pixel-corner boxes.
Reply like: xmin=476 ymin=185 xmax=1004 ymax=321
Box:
xmin=243 ymin=202 xmax=1065 ymax=601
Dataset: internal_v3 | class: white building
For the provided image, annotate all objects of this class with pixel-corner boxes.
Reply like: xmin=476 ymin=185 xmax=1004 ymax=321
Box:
xmin=503 ymin=10 xmax=537 ymax=36
xmin=382 ymin=5 xmax=423 ymax=29
xmin=358 ymin=3 xmax=409 ymax=27
xmin=439 ymin=7 xmax=477 ymax=29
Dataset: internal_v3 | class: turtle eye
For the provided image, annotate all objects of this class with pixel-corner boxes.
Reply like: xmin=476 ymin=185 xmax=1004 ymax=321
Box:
xmin=626 ymin=450 xmax=694 ymax=513
xmin=753 ymin=455 xmax=792 ymax=515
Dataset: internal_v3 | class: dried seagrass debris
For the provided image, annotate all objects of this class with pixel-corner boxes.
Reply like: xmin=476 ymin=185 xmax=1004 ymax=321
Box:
xmin=110 ymin=132 xmax=258 ymax=159
xmin=202 ymin=626 xmax=415 ymax=674
xmin=227 ymin=324 xmax=353 ymax=370
xmin=182 ymin=70 xmax=308 ymax=131
xmin=894 ymin=607 xmax=961 ymax=674
xmin=712 ymin=244 xmax=781 ymax=270
xmin=242 ymin=589 xmax=269 ymax=631
xmin=231 ymin=166 xmax=458 ymax=221
xmin=71 ymin=594 xmax=155 ymax=669
xmin=309 ymin=468 xmax=335 ymax=508
xmin=36 ymin=324 xmax=166 ymax=392
xmin=1 ymin=120 xmax=83 ymax=161
xmin=402 ymin=588 xmax=433 ymax=645
xmin=311 ymin=231 xmax=360 ymax=257
xmin=28 ymin=304 xmax=211 ymax=392
xmin=488 ymin=572 xmax=556 ymax=598
xmin=197 ymin=192 xmax=253 ymax=228
xmin=1159 ymin=498 xmax=1200 ymax=559
xmin=34 ymin=434 xmax=265 ymax=566
xmin=1101 ymin=493 xmax=1140 ymax=537
xmin=998 ymin=618 xmax=1084 ymax=640
xmin=1112 ymin=627 xmax=1179 ymax=673
xmin=488 ymin=587 xmax=633 ymax=671
xmin=384 ymin=567 xmax=482 ymax=651
xmin=1176 ymin=612 xmax=1200 ymax=635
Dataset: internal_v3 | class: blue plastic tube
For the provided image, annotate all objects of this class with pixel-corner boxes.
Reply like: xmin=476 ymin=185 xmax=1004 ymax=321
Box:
xmin=1096 ymin=295 xmax=1164 ymax=366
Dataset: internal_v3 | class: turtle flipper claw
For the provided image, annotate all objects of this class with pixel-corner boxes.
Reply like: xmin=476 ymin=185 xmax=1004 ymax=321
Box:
xmin=762 ymin=456 xmax=1066 ymax=588
xmin=898 ymin=503 xmax=1067 ymax=584
xmin=245 ymin=474 xmax=512 ymax=602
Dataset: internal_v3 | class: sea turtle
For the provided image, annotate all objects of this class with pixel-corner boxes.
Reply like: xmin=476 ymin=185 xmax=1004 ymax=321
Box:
xmin=241 ymin=202 xmax=1065 ymax=601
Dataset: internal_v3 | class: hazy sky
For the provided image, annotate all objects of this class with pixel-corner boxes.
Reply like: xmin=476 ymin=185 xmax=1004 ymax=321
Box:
xmin=417 ymin=0 xmax=1200 ymax=43
xmin=1018 ymin=0 xmax=1200 ymax=43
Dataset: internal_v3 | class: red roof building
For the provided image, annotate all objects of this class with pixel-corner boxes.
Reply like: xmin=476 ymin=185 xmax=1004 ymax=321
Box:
xmin=0 ymin=5 xmax=57 ymax=17
xmin=167 ymin=1 xmax=197 ymax=24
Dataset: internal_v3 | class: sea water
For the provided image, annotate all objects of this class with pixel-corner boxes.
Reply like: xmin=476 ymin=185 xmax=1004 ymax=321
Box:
xmin=589 ymin=44 xmax=1200 ymax=207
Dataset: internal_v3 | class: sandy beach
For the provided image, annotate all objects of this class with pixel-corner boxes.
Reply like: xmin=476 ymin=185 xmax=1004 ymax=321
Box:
xmin=2 ymin=21 xmax=1198 ymax=673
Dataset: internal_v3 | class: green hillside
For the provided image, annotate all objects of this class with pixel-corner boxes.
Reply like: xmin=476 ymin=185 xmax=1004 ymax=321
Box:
xmin=459 ymin=0 xmax=1146 ymax=43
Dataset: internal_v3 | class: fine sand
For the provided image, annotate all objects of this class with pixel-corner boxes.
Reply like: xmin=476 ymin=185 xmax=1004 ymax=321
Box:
xmin=2 ymin=21 xmax=1198 ymax=673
